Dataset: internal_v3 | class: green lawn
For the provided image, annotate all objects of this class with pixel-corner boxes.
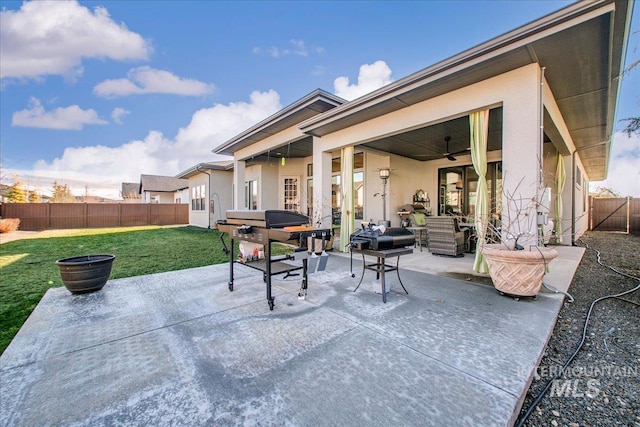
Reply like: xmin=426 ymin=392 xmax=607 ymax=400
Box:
xmin=0 ymin=226 xmax=253 ymax=355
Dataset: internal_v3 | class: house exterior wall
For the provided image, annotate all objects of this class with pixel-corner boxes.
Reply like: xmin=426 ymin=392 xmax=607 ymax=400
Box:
xmin=225 ymin=63 xmax=590 ymax=246
xmin=241 ymin=163 xmax=279 ymax=211
xmin=186 ymin=170 xmax=233 ymax=228
xmin=211 ymin=170 xmax=234 ymax=226
xmin=143 ymin=191 xmax=175 ymax=204
xmin=174 ymin=189 xmax=189 ymax=204
xmin=189 ymin=173 xmax=209 ymax=228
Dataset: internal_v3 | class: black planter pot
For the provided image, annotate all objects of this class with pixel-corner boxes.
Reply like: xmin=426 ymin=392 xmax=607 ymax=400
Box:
xmin=55 ymin=254 xmax=116 ymax=294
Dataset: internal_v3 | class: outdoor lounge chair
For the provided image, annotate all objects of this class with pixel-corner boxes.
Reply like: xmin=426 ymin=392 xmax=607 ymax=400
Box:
xmin=424 ymin=216 xmax=466 ymax=257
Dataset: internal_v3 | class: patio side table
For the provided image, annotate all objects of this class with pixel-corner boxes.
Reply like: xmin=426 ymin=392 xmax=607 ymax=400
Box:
xmin=406 ymin=227 xmax=428 ymax=251
xmin=351 ymin=247 xmax=413 ymax=303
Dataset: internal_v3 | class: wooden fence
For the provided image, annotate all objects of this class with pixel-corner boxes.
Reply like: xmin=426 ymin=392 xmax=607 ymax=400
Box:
xmin=0 ymin=203 xmax=189 ymax=231
xmin=589 ymin=197 xmax=640 ymax=233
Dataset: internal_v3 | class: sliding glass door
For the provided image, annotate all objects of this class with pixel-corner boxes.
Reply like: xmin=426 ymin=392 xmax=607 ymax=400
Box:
xmin=438 ymin=162 xmax=502 ymax=217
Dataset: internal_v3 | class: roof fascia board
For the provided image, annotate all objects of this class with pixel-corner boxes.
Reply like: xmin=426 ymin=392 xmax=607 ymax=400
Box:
xmin=213 ymin=89 xmax=344 ymax=154
xmin=299 ymin=1 xmax=615 ymax=133
xmin=235 ymin=126 xmax=309 ymax=161
xmin=603 ymin=0 xmax=634 ymax=176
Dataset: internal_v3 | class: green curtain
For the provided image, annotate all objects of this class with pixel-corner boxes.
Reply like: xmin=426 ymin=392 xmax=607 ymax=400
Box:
xmin=339 ymin=147 xmax=355 ymax=252
xmin=470 ymin=110 xmax=490 ymax=273
xmin=555 ymin=152 xmax=566 ymax=240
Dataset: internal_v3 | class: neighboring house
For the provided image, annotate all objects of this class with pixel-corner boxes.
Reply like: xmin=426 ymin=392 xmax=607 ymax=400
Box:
xmin=214 ymin=0 xmax=632 ymax=251
xmin=176 ymin=161 xmax=234 ymax=228
xmin=139 ymin=175 xmax=189 ymax=204
xmin=75 ymin=195 xmax=118 ymax=203
xmin=0 ymin=184 xmax=10 ymax=203
xmin=121 ymin=182 xmax=142 ymax=203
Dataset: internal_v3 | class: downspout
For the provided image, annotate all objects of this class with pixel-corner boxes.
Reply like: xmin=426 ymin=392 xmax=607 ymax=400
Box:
xmin=571 ymin=150 xmax=576 ymax=246
xmin=196 ymin=165 xmax=212 ymax=229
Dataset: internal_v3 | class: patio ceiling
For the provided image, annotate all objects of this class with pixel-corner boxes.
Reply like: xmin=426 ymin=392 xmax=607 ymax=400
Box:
xmin=358 ymin=108 xmax=503 ymax=162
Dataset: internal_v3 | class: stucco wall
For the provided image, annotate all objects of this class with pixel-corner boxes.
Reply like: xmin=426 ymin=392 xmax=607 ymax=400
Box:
xmin=188 ymin=173 xmax=209 ymax=228
xmin=211 ymin=170 xmax=233 ymax=226
xmin=187 ymin=170 xmax=233 ymax=228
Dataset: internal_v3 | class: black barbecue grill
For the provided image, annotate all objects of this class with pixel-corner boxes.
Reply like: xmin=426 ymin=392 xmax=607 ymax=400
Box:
xmin=349 ymin=225 xmax=415 ymax=251
xmin=217 ymin=210 xmax=331 ymax=310
xmin=348 ymin=224 xmax=415 ymax=303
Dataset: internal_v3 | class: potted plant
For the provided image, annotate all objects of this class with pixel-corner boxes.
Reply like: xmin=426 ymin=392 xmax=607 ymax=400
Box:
xmin=478 ymin=178 xmax=558 ymax=299
xmin=55 ymin=254 xmax=116 ymax=294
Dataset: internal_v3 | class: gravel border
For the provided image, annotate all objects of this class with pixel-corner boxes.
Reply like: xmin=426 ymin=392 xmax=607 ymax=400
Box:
xmin=518 ymin=231 xmax=640 ymax=427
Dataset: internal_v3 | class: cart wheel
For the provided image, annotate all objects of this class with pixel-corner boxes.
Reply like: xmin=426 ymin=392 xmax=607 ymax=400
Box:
xmin=351 ymin=273 xmax=356 ymax=278
xmin=513 ymin=296 xmax=520 ymax=301
xmin=228 ymin=282 xmax=233 ymax=292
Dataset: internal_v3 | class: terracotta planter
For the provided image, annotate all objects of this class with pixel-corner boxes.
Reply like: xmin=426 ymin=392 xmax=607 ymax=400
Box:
xmin=480 ymin=244 xmax=557 ymax=298
xmin=55 ymin=254 xmax=116 ymax=294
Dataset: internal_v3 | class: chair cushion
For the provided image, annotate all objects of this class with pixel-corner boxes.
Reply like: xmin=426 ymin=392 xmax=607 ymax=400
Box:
xmin=412 ymin=213 xmax=426 ymax=226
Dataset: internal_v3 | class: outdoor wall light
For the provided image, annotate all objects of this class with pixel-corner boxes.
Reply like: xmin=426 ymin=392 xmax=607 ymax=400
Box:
xmin=379 ymin=168 xmax=390 ymax=180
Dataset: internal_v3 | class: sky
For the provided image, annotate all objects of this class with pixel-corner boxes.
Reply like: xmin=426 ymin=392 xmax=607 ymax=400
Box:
xmin=1 ymin=0 xmax=638 ymax=200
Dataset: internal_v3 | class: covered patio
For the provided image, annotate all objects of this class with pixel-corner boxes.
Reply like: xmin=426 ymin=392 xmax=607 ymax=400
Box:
xmin=214 ymin=0 xmax=631 ymax=263
xmin=0 ymin=245 xmax=583 ymax=426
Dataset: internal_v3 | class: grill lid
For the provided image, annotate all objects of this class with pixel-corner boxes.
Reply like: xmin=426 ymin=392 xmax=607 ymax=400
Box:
xmin=225 ymin=210 xmax=310 ymax=228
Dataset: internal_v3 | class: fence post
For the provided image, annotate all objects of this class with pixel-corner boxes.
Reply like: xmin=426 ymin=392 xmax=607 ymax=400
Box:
xmin=589 ymin=196 xmax=595 ymax=231
xmin=627 ymin=196 xmax=630 ymax=234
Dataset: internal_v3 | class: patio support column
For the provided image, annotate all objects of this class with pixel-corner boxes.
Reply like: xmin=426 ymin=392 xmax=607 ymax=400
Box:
xmin=555 ymin=152 xmax=566 ymax=243
xmin=233 ymin=159 xmax=246 ymax=210
xmin=339 ymin=146 xmax=355 ymax=252
xmin=501 ymin=66 xmax=542 ymax=247
xmin=312 ymin=137 xmax=332 ymax=231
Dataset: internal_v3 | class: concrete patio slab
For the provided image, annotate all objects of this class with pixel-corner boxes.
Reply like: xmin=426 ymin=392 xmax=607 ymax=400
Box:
xmin=1 ymin=246 xmax=583 ymax=426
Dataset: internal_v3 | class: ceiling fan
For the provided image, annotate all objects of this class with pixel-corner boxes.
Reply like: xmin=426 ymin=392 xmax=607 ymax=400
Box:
xmin=443 ymin=136 xmax=470 ymax=161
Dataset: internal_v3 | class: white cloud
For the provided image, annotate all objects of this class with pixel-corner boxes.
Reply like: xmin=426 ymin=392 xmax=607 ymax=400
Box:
xmin=12 ymin=97 xmax=107 ymax=130
xmin=289 ymin=39 xmax=308 ymax=57
xmin=254 ymin=39 xmax=319 ymax=59
xmin=590 ymin=131 xmax=640 ymax=197
xmin=29 ymin=90 xmax=282 ymax=195
xmin=0 ymin=0 xmax=151 ymax=81
xmin=333 ymin=60 xmax=393 ymax=100
xmin=111 ymin=107 xmax=131 ymax=124
xmin=94 ymin=66 xmax=214 ymax=98
xmin=174 ymin=90 xmax=281 ymax=164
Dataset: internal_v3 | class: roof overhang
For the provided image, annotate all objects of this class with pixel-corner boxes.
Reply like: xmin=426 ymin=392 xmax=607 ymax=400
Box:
xmin=213 ymin=89 xmax=346 ymax=157
xmin=176 ymin=161 xmax=234 ymax=179
xmin=299 ymin=0 xmax=633 ymax=180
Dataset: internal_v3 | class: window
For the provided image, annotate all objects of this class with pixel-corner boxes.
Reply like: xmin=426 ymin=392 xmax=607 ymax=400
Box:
xmin=331 ymin=152 xmax=364 ymax=224
xmin=354 ymin=171 xmax=364 ymax=219
xmin=245 ymin=180 xmax=258 ymax=210
xmin=191 ymin=184 xmax=205 ymax=211
xmin=307 ymin=178 xmax=313 ymax=217
xmin=438 ymin=162 xmax=502 ymax=217
xmin=283 ymin=177 xmax=299 ymax=211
